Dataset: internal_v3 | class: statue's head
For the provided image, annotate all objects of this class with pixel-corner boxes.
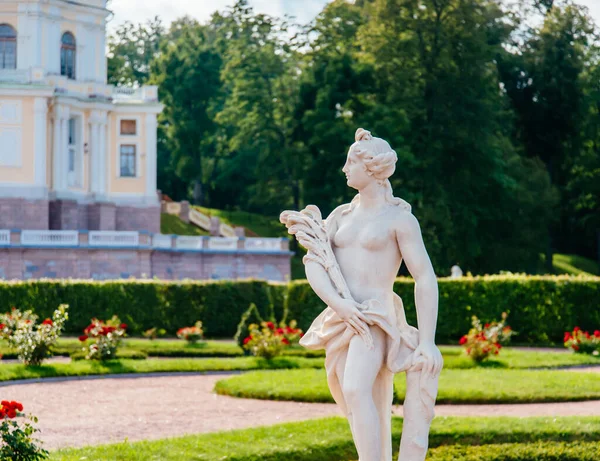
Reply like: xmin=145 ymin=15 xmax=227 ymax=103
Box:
xmin=342 ymin=128 xmax=398 ymax=191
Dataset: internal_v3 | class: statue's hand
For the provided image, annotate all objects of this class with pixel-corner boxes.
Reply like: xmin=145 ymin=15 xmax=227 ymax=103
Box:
xmin=332 ymin=299 xmax=373 ymax=340
xmin=412 ymin=341 xmax=443 ymax=376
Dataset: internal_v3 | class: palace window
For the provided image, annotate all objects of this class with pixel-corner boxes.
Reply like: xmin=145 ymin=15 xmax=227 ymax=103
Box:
xmin=120 ymin=145 xmax=136 ymax=177
xmin=120 ymin=119 xmax=137 ymax=136
xmin=0 ymin=24 xmax=16 ymax=70
xmin=68 ymin=118 xmax=76 ymax=173
xmin=60 ymin=32 xmax=76 ymax=79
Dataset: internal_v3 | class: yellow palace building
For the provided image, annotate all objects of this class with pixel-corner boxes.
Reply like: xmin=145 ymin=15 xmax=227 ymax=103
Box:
xmin=0 ymin=0 xmax=162 ymax=232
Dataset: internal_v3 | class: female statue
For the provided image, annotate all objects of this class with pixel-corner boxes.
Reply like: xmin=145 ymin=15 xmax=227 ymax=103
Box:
xmin=280 ymin=128 xmax=443 ymax=461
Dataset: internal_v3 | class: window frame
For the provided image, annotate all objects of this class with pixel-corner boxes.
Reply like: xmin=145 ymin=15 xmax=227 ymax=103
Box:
xmin=0 ymin=24 xmax=17 ymax=70
xmin=119 ymin=143 xmax=138 ymax=178
xmin=119 ymin=119 xmax=137 ymax=136
xmin=60 ymin=31 xmax=76 ymax=80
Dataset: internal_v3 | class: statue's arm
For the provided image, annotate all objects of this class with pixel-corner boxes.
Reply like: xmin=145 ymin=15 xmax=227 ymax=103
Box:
xmin=395 ymin=212 xmax=439 ymax=345
xmin=304 ymin=205 xmax=345 ymax=309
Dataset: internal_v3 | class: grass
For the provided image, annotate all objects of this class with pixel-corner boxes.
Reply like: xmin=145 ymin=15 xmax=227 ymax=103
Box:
xmin=49 ymin=416 xmax=600 ymax=460
xmin=0 ymin=357 xmax=324 ymax=382
xmin=3 ymin=339 xmax=599 ymax=366
xmin=196 ymin=206 xmax=287 ymax=238
xmin=438 ymin=345 xmax=600 ymax=369
xmin=552 ymin=253 xmax=599 ymax=276
xmin=160 ymin=213 xmax=209 ymax=236
xmin=214 ymin=367 xmax=600 ymax=404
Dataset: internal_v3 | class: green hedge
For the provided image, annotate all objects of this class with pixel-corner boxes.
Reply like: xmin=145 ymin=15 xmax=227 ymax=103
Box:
xmin=0 ymin=279 xmax=283 ymax=337
xmin=0 ymin=275 xmax=598 ymax=343
xmin=287 ymin=275 xmax=600 ymax=344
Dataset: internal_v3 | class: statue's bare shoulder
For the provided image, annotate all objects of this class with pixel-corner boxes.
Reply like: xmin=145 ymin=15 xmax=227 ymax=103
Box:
xmin=389 ymin=206 xmax=422 ymax=241
xmin=324 ymin=203 xmax=352 ymax=236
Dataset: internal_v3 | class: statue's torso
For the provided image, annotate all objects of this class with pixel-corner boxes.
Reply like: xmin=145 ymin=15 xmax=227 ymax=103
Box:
xmin=330 ymin=205 xmax=403 ymax=305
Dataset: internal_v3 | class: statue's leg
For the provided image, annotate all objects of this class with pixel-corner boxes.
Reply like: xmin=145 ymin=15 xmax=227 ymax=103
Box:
xmin=398 ymin=369 xmax=437 ymax=461
xmin=343 ymin=325 xmax=387 ymax=461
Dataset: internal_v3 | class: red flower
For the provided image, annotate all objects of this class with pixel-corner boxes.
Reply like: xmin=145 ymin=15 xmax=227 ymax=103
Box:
xmin=14 ymin=402 xmax=23 ymax=412
xmin=573 ymin=345 xmax=580 ymax=351
xmin=120 ymin=323 xmax=127 ymax=329
xmin=243 ymin=337 xmax=251 ymax=345
xmin=42 ymin=318 xmax=53 ymax=326
xmin=7 ymin=409 xmax=16 ymax=418
xmin=281 ymin=338 xmax=290 ymax=345
xmin=564 ymin=332 xmax=572 ymax=341
xmin=0 ymin=323 xmax=5 ymax=330
xmin=265 ymin=322 xmax=275 ymax=330
xmin=459 ymin=335 xmax=468 ymax=345
xmin=78 ymin=335 xmax=88 ymax=342
xmin=0 ymin=409 xmax=5 ymax=419
xmin=276 ymin=328 xmax=285 ymax=335
xmin=1 ymin=400 xmax=9 ymax=407
xmin=594 ymin=330 xmax=600 ymax=338
xmin=484 ymin=323 xmax=490 ymax=328
xmin=574 ymin=326 xmax=580 ymax=332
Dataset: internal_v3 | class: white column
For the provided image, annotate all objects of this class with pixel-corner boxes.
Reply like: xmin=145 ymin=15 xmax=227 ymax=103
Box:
xmin=60 ymin=108 xmax=70 ymax=190
xmin=33 ymin=98 xmax=48 ymax=189
xmin=52 ymin=105 xmax=64 ymax=191
xmin=98 ymin=116 xmax=107 ymax=196
xmin=145 ymin=113 xmax=158 ymax=199
xmin=88 ymin=112 xmax=100 ymax=193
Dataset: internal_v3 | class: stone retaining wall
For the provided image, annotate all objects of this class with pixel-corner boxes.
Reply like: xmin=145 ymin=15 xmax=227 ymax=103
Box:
xmin=0 ymin=247 xmax=290 ymax=281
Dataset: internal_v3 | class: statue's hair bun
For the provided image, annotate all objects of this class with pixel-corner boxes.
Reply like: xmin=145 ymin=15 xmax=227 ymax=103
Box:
xmin=355 ymin=128 xmax=372 ymax=142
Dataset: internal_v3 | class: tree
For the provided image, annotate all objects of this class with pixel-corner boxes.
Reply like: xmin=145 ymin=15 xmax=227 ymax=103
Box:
xmin=150 ymin=20 xmax=223 ymax=205
xmin=498 ymin=2 xmax=595 ymax=269
xmin=211 ymin=1 xmax=304 ymax=214
xmin=357 ymin=0 xmax=555 ymax=273
xmin=107 ymin=17 xmax=165 ymax=86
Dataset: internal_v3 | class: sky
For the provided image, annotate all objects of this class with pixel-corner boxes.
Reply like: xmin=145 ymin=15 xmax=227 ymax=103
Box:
xmin=107 ymin=0 xmax=600 ymax=31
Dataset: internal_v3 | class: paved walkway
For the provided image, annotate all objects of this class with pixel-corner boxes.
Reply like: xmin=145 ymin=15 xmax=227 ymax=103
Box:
xmin=2 ymin=371 xmax=600 ymax=450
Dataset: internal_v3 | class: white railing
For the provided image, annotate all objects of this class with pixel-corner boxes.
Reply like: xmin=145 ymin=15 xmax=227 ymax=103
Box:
xmin=175 ymin=236 xmax=204 ymax=250
xmin=219 ymin=222 xmax=236 ymax=238
xmin=152 ymin=234 xmax=173 ymax=249
xmin=189 ymin=208 xmax=211 ymax=231
xmin=207 ymin=237 xmax=238 ymax=251
xmin=244 ymin=238 xmax=282 ymax=252
xmin=112 ymin=86 xmax=144 ymax=100
xmin=21 ymin=230 xmax=79 ymax=247
xmin=0 ymin=230 xmax=10 ymax=246
xmin=88 ymin=231 xmax=139 ymax=247
xmin=0 ymin=69 xmax=30 ymax=83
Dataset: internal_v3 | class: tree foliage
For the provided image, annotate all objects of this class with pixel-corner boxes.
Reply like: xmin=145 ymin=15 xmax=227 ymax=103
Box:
xmin=107 ymin=0 xmax=600 ymax=274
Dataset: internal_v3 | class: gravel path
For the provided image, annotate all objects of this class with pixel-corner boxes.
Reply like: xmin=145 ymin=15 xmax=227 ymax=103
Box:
xmin=2 ymin=371 xmax=600 ymax=450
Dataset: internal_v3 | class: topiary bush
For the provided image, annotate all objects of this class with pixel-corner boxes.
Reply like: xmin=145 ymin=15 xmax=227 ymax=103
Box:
xmin=0 ymin=275 xmax=597 ymax=344
xmin=287 ymin=275 xmax=600 ymax=345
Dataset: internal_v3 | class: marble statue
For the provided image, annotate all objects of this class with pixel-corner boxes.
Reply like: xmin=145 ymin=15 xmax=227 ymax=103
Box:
xmin=280 ymin=128 xmax=443 ymax=461
xmin=450 ymin=264 xmax=464 ymax=279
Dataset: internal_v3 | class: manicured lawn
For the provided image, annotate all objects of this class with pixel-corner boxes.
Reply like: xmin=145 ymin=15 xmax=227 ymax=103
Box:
xmin=214 ymin=367 xmax=600 ymax=404
xmin=5 ymin=338 xmax=599 ymax=368
xmin=439 ymin=346 xmax=600 ymax=369
xmin=0 ymin=357 xmax=324 ymax=382
xmin=195 ymin=206 xmax=286 ymax=238
xmin=49 ymin=416 xmax=600 ymax=460
xmin=160 ymin=213 xmax=209 ymax=236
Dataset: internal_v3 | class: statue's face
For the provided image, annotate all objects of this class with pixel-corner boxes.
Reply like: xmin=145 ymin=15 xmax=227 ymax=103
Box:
xmin=342 ymin=147 xmax=372 ymax=190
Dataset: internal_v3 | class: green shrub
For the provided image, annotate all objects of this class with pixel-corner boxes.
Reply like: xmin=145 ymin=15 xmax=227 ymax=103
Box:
xmin=0 ymin=280 xmax=283 ymax=338
xmin=0 ymin=275 xmax=597 ymax=345
xmin=288 ymin=275 xmax=600 ymax=344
